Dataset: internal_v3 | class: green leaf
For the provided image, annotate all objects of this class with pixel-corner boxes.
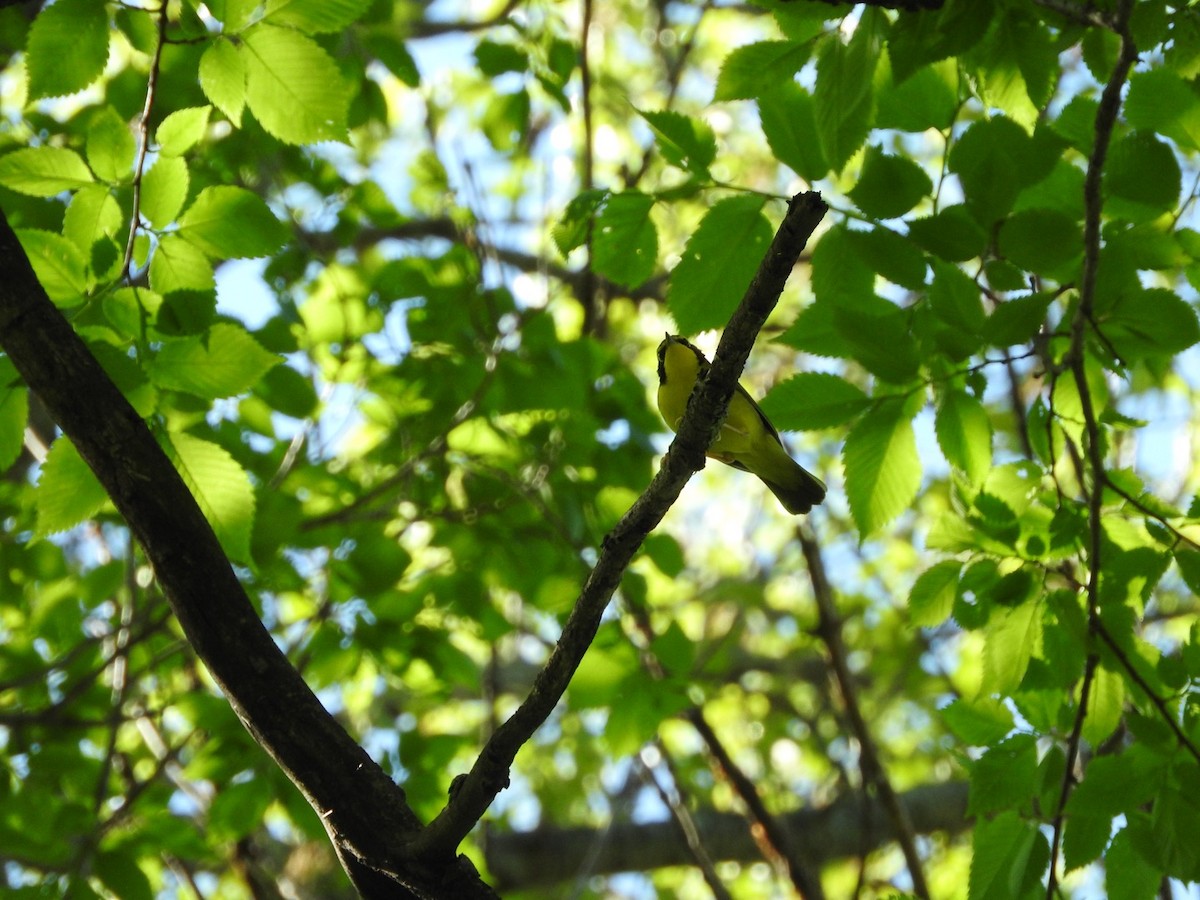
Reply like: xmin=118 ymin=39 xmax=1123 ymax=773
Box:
xmin=242 ymin=24 xmax=349 ymax=144
xmin=982 ymin=598 xmax=1041 ymax=694
xmin=36 ymin=436 xmax=108 ymax=535
xmin=200 ymin=39 xmax=247 ymax=124
xmin=848 ymin=147 xmax=932 ymax=219
xmin=149 ymin=234 xmax=216 ymax=295
xmin=1103 ymin=287 xmax=1200 ymax=361
xmin=63 ymin=184 xmax=123 ymax=252
xmin=968 ymin=733 xmax=1038 ymax=816
xmin=757 ymin=82 xmax=828 ymax=182
xmin=474 ymin=40 xmax=527 ymax=77
xmin=206 ymin=0 xmax=259 ymax=30
xmin=93 ymin=849 xmax=154 ymax=900
xmin=667 ymin=194 xmax=771 ymax=334
xmin=814 ymin=31 xmax=876 ymax=172
xmin=1175 ymin=548 xmax=1200 ymax=595
xmin=150 ymin=323 xmax=280 ymax=400
xmin=643 ymin=534 xmax=686 ymax=579
xmin=256 ymin=365 xmax=319 ymax=419
xmin=969 ymin=8 xmax=1056 ymax=128
xmin=0 ymin=384 xmax=29 ymax=472
xmin=25 ymin=0 xmax=110 ymax=99
xmin=843 ymin=396 xmax=920 ymax=536
xmin=987 ymin=292 xmax=1053 ymax=348
xmin=759 ymin=372 xmax=870 ymax=431
xmin=1082 ymin=663 xmax=1124 ymax=746
xmin=969 ymin=811 xmax=1048 ymax=900
xmin=907 ymin=205 xmax=987 ymax=262
xmin=876 ymin=57 xmax=958 ymax=133
xmin=157 ymin=107 xmax=212 ymax=157
xmin=592 ymin=191 xmax=657 ymax=289
xmin=639 ymin=109 xmax=716 ymax=176
xmin=1125 ymin=67 xmax=1200 ymax=153
xmin=834 ymin=301 xmax=920 ymax=383
xmin=262 ymin=0 xmax=370 ymax=33
xmin=140 ymin=156 xmax=190 ymax=228
xmin=888 ymin=0 xmax=993 ymax=83
xmin=15 ymin=229 xmax=88 ymax=307
xmin=207 ymin=778 xmax=272 ymax=840
xmin=812 ymin=225 xmax=876 ymax=306
xmin=568 ymin=626 xmax=639 ymax=708
xmin=1106 ymin=827 xmax=1166 ymax=900
xmin=935 ymin=388 xmax=992 ymax=485
xmin=179 ymin=186 xmax=288 ymax=259
xmin=845 ymin=226 xmax=929 ymax=291
xmin=0 ymin=147 xmax=94 ymax=197
xmin=552 ymin=189 xmax=606 ymax=257
xmin=949 ymin=116 xmax=1032 ymax=226
xmin=998 ymin=208 xmax=1081 ymax=276
xmin=164 ymin=431 xmax=256 ymax=563
xmin=713 ymin=40 xmax=810 ymax=102
xmin=1105 ymin=132 xmax=1181 ymax=216
xmin=910 ymin=560 xmax=963 ymax=627
xmin=940 ymin=696 xmax=1013 ymax=745
xmin=929 ymin=259 xmax=985 ymax=352
xmin=777 ymin=301 xmax=853 ymax=359
xmin=86 ymin=107 xmax=135 ymax=184
xmin=365 ymin=34 xmax=420 ymax=87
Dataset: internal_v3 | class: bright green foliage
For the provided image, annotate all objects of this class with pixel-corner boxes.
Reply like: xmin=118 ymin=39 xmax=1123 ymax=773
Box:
xmin=713 ymin=40 xmax=810 ymax=102
xmin=35 ymin=436 xmax=109 ymax=535
xmin=639 ymin=109 xmax=717 ymax=178
xmin=592 ymin=191 xmax=657 ymax=288
xmin=0 ymin=147 xmax=94 ymax=196
xmin=24 ymin=0 xmax=109 ymax=99
xmin=178 ymin=186 xmax=288 ymax=258
xmin=163 ymin=430 xmax=256 ymax=563
xmin=241 ymin=25 xmax=350 ymax=144
xmin=149 ymin=323 xmax=279 ymax=400
xmin=3 ymin=0 xmax=1200 ymax=898
xmin=667 ymin=194 xmax=771 ymax=333
xmin=843 ymin=395 xmax=920 ymax=536
xmin=759 ymin=371 xmax=870 ymax=431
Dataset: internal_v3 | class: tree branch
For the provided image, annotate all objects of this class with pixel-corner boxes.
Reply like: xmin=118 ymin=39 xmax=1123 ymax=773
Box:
xmin=485 ymin=780 xmax=969 ymax=890
xmin=1048 ymin=0 xmax=1137 ymax=893
xmin=0 ymin=208 xmax=493 ymax=898
xmin=411 ymin=191 xmax=829 ymax=863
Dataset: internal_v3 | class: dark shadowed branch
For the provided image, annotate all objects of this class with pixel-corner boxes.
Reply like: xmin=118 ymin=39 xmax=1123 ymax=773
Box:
xmin=0 ymin=209 xmax=492 ymax=899
xmin=485 ymin=780 xmax=969 ymax=891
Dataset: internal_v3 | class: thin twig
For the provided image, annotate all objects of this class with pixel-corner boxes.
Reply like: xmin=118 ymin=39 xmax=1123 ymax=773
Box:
xmin=1093 ymin=622 xmax=1200 ymax=764
xmin=686 ymin=708 xmax=827 ymax=899
xmin=624 ymin=598 xmax=820 ymax=897
xmin=1047 ymin=1 xmax=1138 ymax=895
xmin=639 ymin=748 xmax=734 ymax=900
xmin=121 ymin=3 xmax=168 ymax=281
xmin=797 ymin=525 xmax=930 ymax=899
xmin=579 ymin=0 xmax=600 ymax=334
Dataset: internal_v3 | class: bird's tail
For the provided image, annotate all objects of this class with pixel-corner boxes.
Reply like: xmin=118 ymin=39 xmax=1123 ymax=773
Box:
xmin=760 ymin=466 xmax=826 ymax=515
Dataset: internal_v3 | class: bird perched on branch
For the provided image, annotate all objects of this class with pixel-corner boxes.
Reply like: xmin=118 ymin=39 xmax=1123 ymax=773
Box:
xmin=656 ymin=334 xmax=826 ymax=515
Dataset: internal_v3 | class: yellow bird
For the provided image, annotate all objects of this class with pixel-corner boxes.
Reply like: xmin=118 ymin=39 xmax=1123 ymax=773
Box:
xmin=656 ymin=334 xmax=826 ymax=515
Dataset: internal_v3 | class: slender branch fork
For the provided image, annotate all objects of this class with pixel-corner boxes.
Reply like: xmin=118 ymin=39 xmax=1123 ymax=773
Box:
xmin=1047 ymin=1 xmax=1137 ymax=895
xmin=410 ymin=191 xmax=829 ymax=864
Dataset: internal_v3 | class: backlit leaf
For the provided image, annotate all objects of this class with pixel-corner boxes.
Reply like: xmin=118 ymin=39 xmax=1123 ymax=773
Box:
xmin=843 ymin=396 xmax=920 ymax=536
xmin=668 ymin=195 xmax=771 ymax=334
xmin=163 ymin=431 xmax=256 ymax=563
